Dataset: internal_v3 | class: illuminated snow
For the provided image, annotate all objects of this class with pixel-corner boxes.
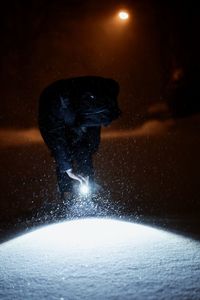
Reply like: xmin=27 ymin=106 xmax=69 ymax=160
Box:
xmin=0 ymin=218 xmax=200 ymax=299
xmin=79 ymin=183 xmax=90 ymax=196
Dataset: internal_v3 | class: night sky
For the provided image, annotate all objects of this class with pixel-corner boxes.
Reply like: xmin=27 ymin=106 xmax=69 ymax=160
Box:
xmin=0 ymin=0 xmax=200 ymax=227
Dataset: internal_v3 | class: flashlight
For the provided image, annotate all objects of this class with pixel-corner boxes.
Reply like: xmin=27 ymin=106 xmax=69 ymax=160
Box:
xmin=79 ymin=182 xmax=90 ymax=195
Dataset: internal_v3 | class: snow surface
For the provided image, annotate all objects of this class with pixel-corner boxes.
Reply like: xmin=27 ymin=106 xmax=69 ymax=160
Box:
xmin=0 ymin=218 xmax=200 ymax=300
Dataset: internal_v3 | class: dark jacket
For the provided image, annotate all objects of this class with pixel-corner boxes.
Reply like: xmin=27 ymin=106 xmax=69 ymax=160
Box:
xmin=38 ymin=76 xmax=120 ymax=171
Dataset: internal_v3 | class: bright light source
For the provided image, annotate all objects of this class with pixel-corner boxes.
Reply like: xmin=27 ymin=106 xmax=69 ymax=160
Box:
xmin=118 ymin=11 xmax=129 ymax=20
xmin=79 ymin=183 xmax=90 ymax=195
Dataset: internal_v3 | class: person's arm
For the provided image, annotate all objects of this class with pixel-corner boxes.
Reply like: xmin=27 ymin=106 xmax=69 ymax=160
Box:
xmin=39 ymin=101 xmax=89 ymax=186
xmin=39 ymin=122 xmax=72 ymax=172
xmin=38 ymin=91 xmax=74 ymax=172
xmin=40 ymin=123 xmax=88 ymax=185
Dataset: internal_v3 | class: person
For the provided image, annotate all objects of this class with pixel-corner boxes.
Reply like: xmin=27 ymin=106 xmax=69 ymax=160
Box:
xmin=38 ymin=76 xmax=121 ymax=200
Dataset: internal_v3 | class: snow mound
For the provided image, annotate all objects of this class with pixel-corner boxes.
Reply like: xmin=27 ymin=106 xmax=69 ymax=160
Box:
xmin=0 ymin=218 xmax=200 ymax=300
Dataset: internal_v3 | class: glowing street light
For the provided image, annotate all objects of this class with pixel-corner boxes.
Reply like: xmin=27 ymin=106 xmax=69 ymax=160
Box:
xmin=118 ymin=11 xmax=129 ymax=20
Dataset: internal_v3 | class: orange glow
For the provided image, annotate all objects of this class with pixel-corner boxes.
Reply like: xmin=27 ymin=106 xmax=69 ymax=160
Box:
xmin=0 ymin=120 xmax=175 ymax=147
xmin=172 ymin=68 xmax=184 ymax=81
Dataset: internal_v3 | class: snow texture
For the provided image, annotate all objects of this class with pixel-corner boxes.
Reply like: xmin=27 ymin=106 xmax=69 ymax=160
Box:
xmin=0 ymin=218 xmax=200 ymax=300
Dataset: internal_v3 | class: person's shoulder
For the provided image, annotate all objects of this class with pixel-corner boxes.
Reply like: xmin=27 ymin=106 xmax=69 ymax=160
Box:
xmin=40 ymin=79 xmax=69 ymax=92
xmin=39 ymin=79 xmax=74 ymax=99
xmin=39 ymin=76 xmax=119 ymax=98
xmin=44 ymin=75 xmax=119 ymax=86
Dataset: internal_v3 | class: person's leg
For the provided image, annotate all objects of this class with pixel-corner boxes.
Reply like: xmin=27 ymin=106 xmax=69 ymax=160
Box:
xmin=75 ymin=151 xmax=94 ymax=181
xmin=56 ymin=167 xmax=74 ymax=199
xmin=76 ymin=152 xmax=103 ymax=196
xmin=75 ymin=126 xmax=101 ymax=179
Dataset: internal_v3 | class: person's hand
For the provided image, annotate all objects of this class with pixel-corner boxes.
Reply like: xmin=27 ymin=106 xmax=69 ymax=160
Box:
xmin=65 ymin=169 xmax=88 ymax=185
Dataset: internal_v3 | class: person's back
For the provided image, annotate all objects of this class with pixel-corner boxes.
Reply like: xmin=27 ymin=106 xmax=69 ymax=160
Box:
xmin=38 ymin=75 xmax=121 ymax=200
xmin=39 ymin=76 xmax=120 ymax=127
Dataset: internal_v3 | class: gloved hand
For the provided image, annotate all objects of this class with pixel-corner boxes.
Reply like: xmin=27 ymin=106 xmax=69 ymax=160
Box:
xmin=65 ymin=169 xmax=88 ymax=185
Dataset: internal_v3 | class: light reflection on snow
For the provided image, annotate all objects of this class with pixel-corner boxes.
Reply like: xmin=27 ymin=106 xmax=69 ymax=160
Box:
xmin=1 ymin=218 xmax=200 ymax=300
xmin=12 ymin=218 xmax=165 ymax=250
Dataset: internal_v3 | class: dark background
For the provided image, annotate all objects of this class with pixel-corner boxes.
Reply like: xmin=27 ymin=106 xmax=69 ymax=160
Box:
xmin=0 ymin=0 xmax=200 ymax=236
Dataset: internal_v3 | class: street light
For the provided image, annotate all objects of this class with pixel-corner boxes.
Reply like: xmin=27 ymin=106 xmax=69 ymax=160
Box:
xmin=118 ymin=11 xmax=129 ymax=20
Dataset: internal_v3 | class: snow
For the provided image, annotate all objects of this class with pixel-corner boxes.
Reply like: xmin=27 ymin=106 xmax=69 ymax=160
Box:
xmin=0 ymin=218 xmax=200 ymax=300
